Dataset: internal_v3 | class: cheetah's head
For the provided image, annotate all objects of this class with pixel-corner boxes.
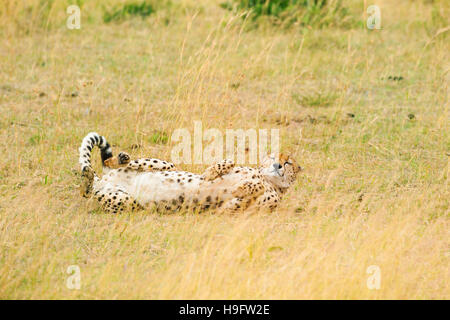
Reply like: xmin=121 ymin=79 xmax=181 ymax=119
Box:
xmin=259 ymin=153 xmax=302 ymax=190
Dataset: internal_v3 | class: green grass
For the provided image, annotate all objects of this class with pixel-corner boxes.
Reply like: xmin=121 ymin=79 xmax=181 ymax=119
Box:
xmin=103 ymin=1 xmax=156 ymax=23
xmin=292 ymin=91 xmax=338 ymax=107
xmin=220 ymin=0 xmax=352 ymax=28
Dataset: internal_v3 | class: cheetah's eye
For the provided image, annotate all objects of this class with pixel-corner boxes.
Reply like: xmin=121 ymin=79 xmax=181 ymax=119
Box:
xmin=284 ymin=161 xmax=292 ymax=166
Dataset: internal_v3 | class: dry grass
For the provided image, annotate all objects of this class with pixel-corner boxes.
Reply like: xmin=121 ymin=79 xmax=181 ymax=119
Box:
xmin=0 ymin=0 xmax=448 ymax=299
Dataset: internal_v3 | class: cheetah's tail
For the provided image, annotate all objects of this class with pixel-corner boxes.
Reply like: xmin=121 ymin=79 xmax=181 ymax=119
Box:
xmin=78 ymin=132 xmax=113 ymax=174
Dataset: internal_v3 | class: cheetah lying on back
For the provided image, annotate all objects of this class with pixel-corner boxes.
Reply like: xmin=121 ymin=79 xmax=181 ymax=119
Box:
xmin=79 ymin=132 xmax=301 ymax=214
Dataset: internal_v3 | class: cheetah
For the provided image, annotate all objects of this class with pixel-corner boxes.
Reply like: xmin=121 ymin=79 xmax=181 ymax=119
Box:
xmin=79 ymin=132 xmax=302 ymax=214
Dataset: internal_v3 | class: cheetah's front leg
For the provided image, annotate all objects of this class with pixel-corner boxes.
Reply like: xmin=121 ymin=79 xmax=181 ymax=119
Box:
xmin=202 ymin=159 xmax=235 ymax=181
xmin=221 ymin=179 xmax=266 ymax=213
xmin=254 ymin=190 xmax=281 ymax=210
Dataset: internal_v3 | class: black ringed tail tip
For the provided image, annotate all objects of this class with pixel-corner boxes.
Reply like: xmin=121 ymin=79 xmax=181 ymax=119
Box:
xmin=79 ymin=132 xmax=113 ymax=173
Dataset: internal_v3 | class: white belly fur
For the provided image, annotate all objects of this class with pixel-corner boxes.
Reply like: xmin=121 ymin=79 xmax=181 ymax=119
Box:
xmin=126 ymin=171 xmax=202 ymax=205
xmin=99 ymin=170 xmax=249 ymax=208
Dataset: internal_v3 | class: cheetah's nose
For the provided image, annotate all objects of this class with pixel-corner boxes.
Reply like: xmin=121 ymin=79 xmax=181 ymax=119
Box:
xmin=273 ymin=163 xmax=282 ymax=170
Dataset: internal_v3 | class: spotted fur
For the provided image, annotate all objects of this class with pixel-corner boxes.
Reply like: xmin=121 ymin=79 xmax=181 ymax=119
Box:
xmin=79 ymin=132 xmax=301 ymax=214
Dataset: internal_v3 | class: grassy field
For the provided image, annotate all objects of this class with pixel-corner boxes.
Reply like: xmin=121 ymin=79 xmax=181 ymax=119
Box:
xmin=0 ymin=0 xmax=448 ymax=299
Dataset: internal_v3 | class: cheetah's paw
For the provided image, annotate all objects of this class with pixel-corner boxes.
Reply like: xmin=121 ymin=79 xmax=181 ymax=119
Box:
xmin=117 ymin=152 xmax=131 ymax=165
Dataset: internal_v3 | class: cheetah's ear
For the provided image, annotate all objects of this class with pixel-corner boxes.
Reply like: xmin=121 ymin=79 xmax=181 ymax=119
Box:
xmin=279 ymin=153 xmax=290 ymax=163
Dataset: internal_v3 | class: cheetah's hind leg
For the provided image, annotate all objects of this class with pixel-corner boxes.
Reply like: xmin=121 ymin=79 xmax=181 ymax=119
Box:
xmin=80 ymin=166 xmax=95 ymax=198
xmin=126 ymin=158 xmax=176 ymax=172
xmin=220 ymin=197 xmax=250 ymax=213
xmin=231 ymin=179 xmax=265 ymax=199
xmin=94 ymin=185 xmax=142 ymax=214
